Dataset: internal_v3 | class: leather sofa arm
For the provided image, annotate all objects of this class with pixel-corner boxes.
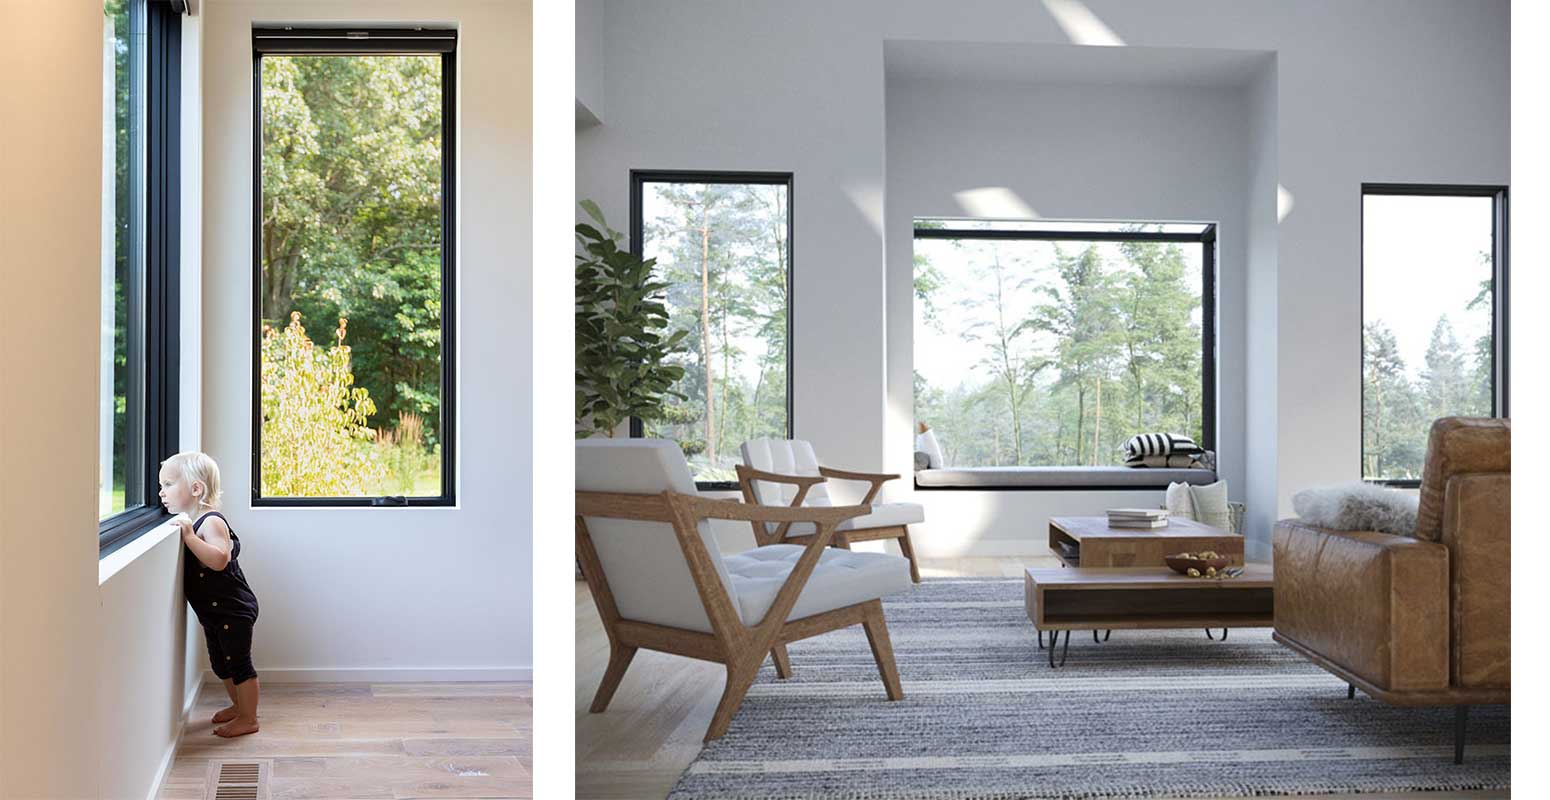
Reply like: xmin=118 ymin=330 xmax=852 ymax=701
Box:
xmin=1273 ymin=519 xmax=1449 ymax=692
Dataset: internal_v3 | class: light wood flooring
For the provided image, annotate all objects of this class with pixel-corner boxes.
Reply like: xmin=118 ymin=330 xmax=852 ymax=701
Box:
xmin=156 ymin=681 xmax=531 ymax=800
xmin=576 ymin=554 xmax=1507 ymax=800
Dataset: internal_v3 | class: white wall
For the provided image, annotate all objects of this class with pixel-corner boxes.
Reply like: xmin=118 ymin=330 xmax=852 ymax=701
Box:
xmin=885 ymin=75 xmax=1255 ymax=554
xmin=576 ymin=0 xmax=604 ymax=127
xmin=577 ymin=0 xmax=1509 ymax=557
xmin=202 ymin=0 xmax=533 ymax=680
xmin=0 ymin=2 xmax=106 ymax=797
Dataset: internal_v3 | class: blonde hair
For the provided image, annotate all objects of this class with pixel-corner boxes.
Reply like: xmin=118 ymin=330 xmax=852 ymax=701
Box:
xmin=161 ymin=451 xmax=222 ymax=510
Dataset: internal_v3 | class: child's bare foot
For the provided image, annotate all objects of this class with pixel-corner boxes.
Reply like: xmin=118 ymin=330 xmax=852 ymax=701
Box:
xmin=211 ymin=705 xmax=239 ymax=724
xmin=213 ymin=718 xmax=259 ymax=738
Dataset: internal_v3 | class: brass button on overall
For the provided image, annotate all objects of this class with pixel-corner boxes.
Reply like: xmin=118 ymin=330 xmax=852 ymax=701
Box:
xmin=211 ymin=601 xmax=217 ymax=607
xmin=223 ymin=624 xmax=229 ymax=630
xmin=198 ymin=572 xmax=204 ymax=578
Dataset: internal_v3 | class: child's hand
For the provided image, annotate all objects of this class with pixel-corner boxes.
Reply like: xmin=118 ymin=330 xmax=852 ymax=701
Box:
xmin=173 ymin=513 xmax=195 ymax=540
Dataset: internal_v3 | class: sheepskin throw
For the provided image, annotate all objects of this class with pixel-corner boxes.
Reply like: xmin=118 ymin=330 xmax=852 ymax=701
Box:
xmin=1292 ymin=482 xmax=1419 ymax=536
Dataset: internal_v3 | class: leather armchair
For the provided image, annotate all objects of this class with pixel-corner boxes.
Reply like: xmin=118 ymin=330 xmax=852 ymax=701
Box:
xmin=1272 ymin=417 xmax=1509 ymax=763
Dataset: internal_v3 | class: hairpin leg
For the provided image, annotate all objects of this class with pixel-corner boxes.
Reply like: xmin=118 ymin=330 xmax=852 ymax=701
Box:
xmin=1204 ymin=627 xmax=1228 ymax=640
xmin=1047 ymin=630 xmax=1070 ymax=668
xmin=1347 ymin=683 xmax=1356 ymax=699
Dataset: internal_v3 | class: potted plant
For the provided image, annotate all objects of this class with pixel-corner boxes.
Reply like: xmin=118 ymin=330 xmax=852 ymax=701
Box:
xmin=575 ymin=200 xmax=688 ymax=437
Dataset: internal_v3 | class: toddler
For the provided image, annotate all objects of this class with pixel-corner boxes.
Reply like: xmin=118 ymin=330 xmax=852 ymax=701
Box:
xmin=160 ymin=452 xmax=262 ymax=738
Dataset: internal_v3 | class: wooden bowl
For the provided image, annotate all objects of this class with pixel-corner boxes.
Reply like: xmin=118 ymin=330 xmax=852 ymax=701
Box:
xmin=1165 ymin=552 xmax=1232 ymax=576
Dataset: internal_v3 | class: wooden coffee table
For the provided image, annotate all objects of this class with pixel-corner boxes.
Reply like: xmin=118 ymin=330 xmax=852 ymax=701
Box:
xmin=1049 ymin=515 xmax=1243 ymax=568
xmin=1024 ymin=565 xmax=1274 ymax=667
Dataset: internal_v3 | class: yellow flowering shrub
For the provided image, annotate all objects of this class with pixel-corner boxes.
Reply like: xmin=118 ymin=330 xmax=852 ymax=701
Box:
xmin=260 ymin=312 xmax=389 ymax=496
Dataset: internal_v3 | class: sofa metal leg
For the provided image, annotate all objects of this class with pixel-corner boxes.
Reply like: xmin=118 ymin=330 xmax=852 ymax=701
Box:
xmin=1347 ymin=683 xmax=1355 ymax=699
xmin=1455 ymin=706 xmax=1470 ymax=764
xmin=1037 ymin=630 xmax=1044 ymax=650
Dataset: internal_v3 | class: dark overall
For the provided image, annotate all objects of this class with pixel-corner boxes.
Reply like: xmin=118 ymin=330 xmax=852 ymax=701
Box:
xmin=185 ymin=511 xmax=260 ymax=684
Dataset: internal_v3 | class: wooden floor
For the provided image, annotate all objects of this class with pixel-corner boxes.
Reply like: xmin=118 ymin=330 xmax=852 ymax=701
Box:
xmin=576 ymin=554 xmax=1507 ymax=800
xmin=156 ymin=681 xmax=531 ymax=800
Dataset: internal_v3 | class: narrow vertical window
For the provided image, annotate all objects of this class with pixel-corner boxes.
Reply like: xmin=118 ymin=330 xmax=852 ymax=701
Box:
xmin=1361 ymin=185 xmax=1508 ymax=483
xmin=100 ymin=0 xmax=181 ymax=554
xmin=630 ymin=171 xmax=793 ymax=490
xmin=252 ymin=28 xmax=456 ymax=506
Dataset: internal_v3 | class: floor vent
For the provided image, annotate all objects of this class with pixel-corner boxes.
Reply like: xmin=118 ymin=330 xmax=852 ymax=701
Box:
xmin=204 ymin=759 xmax=271 ymax=800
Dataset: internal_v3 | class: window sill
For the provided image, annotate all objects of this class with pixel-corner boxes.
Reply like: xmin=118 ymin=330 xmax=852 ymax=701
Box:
xmin=99 ymin=518 xmax=179 ymax=586
xmin=913 ymin=466 xmax=1218 ymax=492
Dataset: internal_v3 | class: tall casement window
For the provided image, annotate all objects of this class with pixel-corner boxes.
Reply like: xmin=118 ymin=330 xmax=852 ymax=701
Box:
xmin=100 ymin=0 xmax=182 ymax=554
xmin=1362 ymin=185 xmax=1508 ymax=484
xmin=630 ymin=171 xmax=793 ymax=489
xmin=253 ymin=28 xmax=456 ymax=506
xmin=913 ymin=220 xmax=1217 ymax=473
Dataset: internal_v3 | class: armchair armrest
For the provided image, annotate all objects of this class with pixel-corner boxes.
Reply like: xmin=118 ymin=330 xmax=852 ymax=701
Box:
xmin=734 ymin=464 xmax=832 ymax=544
xmin=818 ymin=466 xmax=900 ymax=505
xmin=1272 ymin=519 xmax=1449 ymax=693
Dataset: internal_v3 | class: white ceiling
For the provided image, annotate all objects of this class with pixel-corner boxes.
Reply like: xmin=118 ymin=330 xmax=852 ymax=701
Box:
xmin=885 ymin=40 xmax=1274 ymax=90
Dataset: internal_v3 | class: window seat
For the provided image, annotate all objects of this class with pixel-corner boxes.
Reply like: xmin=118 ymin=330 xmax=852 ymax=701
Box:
xmin=915 ymin=466 xmax=1217 ymax=490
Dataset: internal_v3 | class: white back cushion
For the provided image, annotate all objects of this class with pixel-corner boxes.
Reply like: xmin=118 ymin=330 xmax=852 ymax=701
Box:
xmin=576 ymin=438 xmax=734 ymax=633
xmin=740 ymin=439 xmax=832 ymax=507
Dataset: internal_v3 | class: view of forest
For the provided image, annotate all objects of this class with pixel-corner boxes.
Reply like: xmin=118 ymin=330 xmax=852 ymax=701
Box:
xmin=1362 ymin=193 xmax=1496 ymax=480
xmin=913 ymin=228 xmax=1205 ymax=468
xmin=101 ymin=0 xmax=137 ymax=519
xmin=258 ymin=54 xmax=445 ymax=497
xmin=639 ymin=182 xmax=789 ymax=483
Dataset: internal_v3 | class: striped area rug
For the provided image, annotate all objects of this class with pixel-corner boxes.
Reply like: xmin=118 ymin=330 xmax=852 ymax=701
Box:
xmin=669 ymin=578 xmax=1509 ymax=799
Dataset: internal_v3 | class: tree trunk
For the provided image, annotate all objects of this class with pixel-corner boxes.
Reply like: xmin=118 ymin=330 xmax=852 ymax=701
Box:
xmin=1092 ymin=375 xmax=1102 ymax=466
xmin=698 ymin=204 xmax=716 ymax=466
xmin=1074 ymin=384 xmax=1087 ymax=465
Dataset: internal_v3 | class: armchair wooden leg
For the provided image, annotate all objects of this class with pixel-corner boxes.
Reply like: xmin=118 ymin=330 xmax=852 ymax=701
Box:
xmin=590 ymin=644 xmax=638 ymax=713
xmin=770 ymin=643 xmax=793 ymax=679
xmin=832 ymin=534 xmax=852 ymax=550
xmin=705 ymin=660 xmax=761 ymax=742
xmin=861 ymin=600 xmax=904 ymax=701
xmin=896 ymin=530 xmax=921 ymax=583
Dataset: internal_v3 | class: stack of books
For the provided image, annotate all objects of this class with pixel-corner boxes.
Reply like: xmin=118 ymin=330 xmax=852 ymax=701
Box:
xmin=1107 ymin=508 xmax=1169 ymax=529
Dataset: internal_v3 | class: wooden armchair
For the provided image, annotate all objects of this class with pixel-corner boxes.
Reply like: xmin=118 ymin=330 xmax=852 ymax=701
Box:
xmin=737 ymin=439 xmax=924 ymax=582
xmin=577 ymin=438 xmax=912 ymax=742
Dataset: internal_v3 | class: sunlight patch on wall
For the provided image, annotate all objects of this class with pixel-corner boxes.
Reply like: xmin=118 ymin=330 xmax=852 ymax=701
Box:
xmin=1041 ymin=0 xmax=1126 ymax=47
xmin=952 ymin=187 xmax=1041 ymax=220
xmin=1277 ymin=183 xmax=1295 ymax=222
xmin=845 ymin=181 xmax=886 ymax=237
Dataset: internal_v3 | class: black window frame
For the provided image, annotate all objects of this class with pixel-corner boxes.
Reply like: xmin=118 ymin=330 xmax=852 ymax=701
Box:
xmin=627 ymin=169 xmax=796 ymax=492
xmin=100 ymin=0 xmax=183 ymax=557
xmin=250 ymin=27 xmax=458 ymax=508
xmin=910 ymin=221 xmax=1219 ymax=492
xmin=1360 ymin=183 xmax=1509 ymax=488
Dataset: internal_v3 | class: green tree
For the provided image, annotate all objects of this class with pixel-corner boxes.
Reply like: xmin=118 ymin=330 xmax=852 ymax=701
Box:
xmin=1421 ymin=315 xmax=1475 ymax=423
xmin=260 ymin=54 xmax=445 ymax=450
xmin=1027 ymin=244 xmax=1122 ymax=465
xmin=958 ymin=244 xmax=1047 ymax=464
xmin=1363 ymin=321 xmax=1425 ymax=479
xmin=259 ymin=313 xmax=388 ymax=496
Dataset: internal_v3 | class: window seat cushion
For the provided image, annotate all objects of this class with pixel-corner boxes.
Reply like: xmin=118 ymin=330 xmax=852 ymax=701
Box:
xmin=915 ymin=465 xmax=1218 ymax=489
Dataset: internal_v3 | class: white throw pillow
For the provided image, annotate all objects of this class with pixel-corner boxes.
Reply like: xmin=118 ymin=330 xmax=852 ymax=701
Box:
xmin=1189 ymin=481 xmax=1231 ymax=530
xmin=915 ymin=427 xmax=945 ymax=469
xmin=1165 ymin=481 xmax=1195 ymax=518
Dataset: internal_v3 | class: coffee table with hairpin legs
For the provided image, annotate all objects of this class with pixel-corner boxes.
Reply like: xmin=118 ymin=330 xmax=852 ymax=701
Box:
xmin=1024 ymin=564 xmax=1274 ymax=667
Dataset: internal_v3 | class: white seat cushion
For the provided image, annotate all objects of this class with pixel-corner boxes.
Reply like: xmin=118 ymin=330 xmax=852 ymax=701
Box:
xmin=779 ymin=501 xmax=925 ymax=537
xmin=724 ymin=544 xmax=912 ymax=626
